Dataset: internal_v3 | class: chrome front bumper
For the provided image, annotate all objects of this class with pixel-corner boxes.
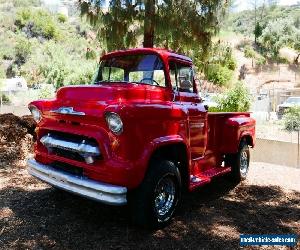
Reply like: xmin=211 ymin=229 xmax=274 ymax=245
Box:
xmin=27 ymin=159 xmax=127 ymax=205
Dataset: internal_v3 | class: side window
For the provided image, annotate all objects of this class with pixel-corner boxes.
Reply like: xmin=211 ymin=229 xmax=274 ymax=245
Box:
xmin=177 ymin=65 xmax=193 ymax=93
xmin=169 ymin=61 xmax=193 ymax=93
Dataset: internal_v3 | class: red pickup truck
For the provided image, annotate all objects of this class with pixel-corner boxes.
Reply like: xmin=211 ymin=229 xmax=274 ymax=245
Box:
xmin=28 ymin=48 xmax=255 ymax=228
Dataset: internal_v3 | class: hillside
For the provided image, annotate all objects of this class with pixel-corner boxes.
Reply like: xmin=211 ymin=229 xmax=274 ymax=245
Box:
xmin=226 ymin=4 xmax=300 ymax=37
xmin=0 ymin=0 xmax=99 ymax=91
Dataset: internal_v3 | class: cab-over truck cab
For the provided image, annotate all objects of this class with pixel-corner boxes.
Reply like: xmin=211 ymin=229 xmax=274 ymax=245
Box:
xmin=28 ymin=48 xmax=255 ymax=228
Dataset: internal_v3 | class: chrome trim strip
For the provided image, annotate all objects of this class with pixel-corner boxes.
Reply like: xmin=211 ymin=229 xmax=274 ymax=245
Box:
xmin=51 ymin=107 xmax=85 ymax=116
xmin=40 ymin=134 xmax=100 ymax=156
xmin=27 ymin=159 xmax=127 ymax=205
xmin=190 ymin=123 xmax=205 ymax=129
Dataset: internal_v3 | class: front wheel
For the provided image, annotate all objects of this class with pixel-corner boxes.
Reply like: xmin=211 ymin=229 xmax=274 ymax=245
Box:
xmin=226 ymin=141 xmax=250 ymax=182
xmin=128 ymin=159 xmax=181 ymax=228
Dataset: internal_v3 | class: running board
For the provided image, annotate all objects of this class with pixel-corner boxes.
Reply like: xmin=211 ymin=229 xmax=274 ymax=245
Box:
xmin=189 ymin=166 xmax=231 ymax=191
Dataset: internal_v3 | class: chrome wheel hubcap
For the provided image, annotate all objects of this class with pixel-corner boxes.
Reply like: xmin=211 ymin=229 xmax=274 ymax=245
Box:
xmin=154 ymin=176 xmax=176 ymax=217
xmin=240 ymin=150 xmax=249 ymax=176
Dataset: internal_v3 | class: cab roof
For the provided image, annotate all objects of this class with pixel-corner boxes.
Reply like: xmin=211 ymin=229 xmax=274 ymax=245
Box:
xmin=101 ymin=48 xmax=192 ymax=63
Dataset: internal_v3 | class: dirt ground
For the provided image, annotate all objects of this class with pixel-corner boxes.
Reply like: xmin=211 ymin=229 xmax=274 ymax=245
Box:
xmin=0 ymin=114 xmax=299 ymax=250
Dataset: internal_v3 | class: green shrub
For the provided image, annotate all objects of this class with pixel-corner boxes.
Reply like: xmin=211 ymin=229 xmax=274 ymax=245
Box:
xmin=15 ymin=8 xmax=60 ymax=40
xmin=57 ymin=13 xmax=67 ymax=23
xmin=1 ymin=94 xmax=11 ymax=104
xmin=255 ymin=56 xmax=266 ymax=66
xmin=86 ymin=49 xmax=97 ymax=60
xmin=30 ymin=41 xmax=97 ymax=88
xmin=206 ymin=64 xmax=233 ymax=86
xmin=38 ymin=84 xmax=55 ymax=99
xmin=225 ymin=57 xmax=237 ymax=70
xmin=67 ymin=62 xmax=97 ymax=85
xmin=283 ymin=106 xmax=300 ymax=132
xmin=244 ymin=45 xmax=256 ymax=58
xmin=209 ymin=82 xmax=252 ymax=112
xmin=15 ymin=36 xmax=33 ymax=63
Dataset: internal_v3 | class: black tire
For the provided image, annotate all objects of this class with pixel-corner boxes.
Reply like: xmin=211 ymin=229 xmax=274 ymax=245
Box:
xmin=226 ymin=140 xmax=250 ymax=182
xmin=128 ymin=159 xmax=181 ymax=229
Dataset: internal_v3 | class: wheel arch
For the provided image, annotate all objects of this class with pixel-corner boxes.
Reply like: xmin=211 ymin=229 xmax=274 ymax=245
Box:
xmin=147 ymin=141 xmax=190 ymax=190
xmin=239 ymin=133 xmax=254 ymax=148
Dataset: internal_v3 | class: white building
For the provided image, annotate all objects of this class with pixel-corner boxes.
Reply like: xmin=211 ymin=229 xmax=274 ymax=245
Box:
xmin=0 ymin=77 xmax=28 ymax=94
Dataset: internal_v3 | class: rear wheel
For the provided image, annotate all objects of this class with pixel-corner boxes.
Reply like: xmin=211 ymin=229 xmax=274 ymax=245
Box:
xmin=129 ymin=159 xmax=181 ymax=228
xmin=226 ymin=140 xmax=250 ymax=182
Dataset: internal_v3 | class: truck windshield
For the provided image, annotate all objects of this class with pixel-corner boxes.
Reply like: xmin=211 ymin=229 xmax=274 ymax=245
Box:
xmin=94 ymin=54 xmax=166 ymax=87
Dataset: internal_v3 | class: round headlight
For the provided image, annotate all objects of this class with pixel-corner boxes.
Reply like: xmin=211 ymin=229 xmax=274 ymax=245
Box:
xmin=105 ymin=112 xmax=123 ymax=135
xmin=29 ymin=105 xmax=42 ymax=123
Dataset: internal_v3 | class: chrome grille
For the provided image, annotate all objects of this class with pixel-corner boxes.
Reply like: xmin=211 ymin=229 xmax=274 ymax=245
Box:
xmin=40 ymin=132 xmax=101 ymax=164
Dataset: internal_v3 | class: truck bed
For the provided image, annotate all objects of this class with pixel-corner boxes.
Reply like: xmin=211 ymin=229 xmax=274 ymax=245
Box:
xmin=207 ymin=112 xmax=255 ymax=154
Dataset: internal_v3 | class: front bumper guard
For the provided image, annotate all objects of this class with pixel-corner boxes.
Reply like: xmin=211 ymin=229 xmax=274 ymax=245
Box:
xmin=27 ymin=159 xmax=127 ymax=205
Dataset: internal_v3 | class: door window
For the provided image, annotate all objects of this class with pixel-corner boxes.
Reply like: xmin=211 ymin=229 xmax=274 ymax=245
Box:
xmin=169 ymin=61 xmax=194 ymax=93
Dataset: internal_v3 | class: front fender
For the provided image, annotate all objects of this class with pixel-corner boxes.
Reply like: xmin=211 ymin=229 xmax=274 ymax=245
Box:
xmin=132 ymin=135 xmax=189 ymax=187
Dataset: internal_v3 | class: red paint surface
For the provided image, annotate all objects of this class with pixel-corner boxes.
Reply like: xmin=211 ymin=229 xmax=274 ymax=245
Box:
xmin=30 ymin=48 xmax=256 ymax=190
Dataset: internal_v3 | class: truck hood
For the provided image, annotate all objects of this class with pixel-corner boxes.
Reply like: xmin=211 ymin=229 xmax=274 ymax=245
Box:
xmin=31 ymin=83 xmax=169 ymax=119
xmin=56 ymin=83 xmax=158 ymax=103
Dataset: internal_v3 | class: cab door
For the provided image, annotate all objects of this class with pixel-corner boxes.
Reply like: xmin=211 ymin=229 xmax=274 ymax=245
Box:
xmin=169 ymin=60 xmax=208 ymax=159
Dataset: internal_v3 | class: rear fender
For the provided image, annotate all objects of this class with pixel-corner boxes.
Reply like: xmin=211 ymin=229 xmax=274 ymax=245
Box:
xmin=221 ymin=116 xmax=255 ymax=154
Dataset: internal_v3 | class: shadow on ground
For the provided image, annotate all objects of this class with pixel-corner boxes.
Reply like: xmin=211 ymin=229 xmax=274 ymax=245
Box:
xmin=1 ymin=177 xmax=299 ymax=250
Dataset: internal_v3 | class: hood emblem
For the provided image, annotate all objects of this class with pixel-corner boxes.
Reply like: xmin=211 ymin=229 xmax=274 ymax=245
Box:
xmin=51 ymin=107 xmax=85 ymax=116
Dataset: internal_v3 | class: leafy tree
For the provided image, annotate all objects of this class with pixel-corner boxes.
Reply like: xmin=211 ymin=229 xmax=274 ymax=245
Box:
xmin=283 ymin=106 xmax=300 ymax=132
xmin=254 ymin=21 xmax=263 ymax=43
xmin=78 ymin=0 xmax=229 ymax=56
xmin=258 ymin=18 xmax=297 ymax=58
xmin=209 ymin=82 xmax=252 ymax=112
xmin=206 ymin=64 xmax=233 ymax=87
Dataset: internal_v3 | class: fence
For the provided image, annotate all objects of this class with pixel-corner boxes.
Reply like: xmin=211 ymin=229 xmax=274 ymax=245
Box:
xmin=253 ymin=119 xmax=300 ymax=168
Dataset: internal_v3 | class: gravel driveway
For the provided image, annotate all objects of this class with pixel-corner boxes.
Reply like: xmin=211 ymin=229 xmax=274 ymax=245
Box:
xmin=1 ymin=161 xmax=299 ymax=250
